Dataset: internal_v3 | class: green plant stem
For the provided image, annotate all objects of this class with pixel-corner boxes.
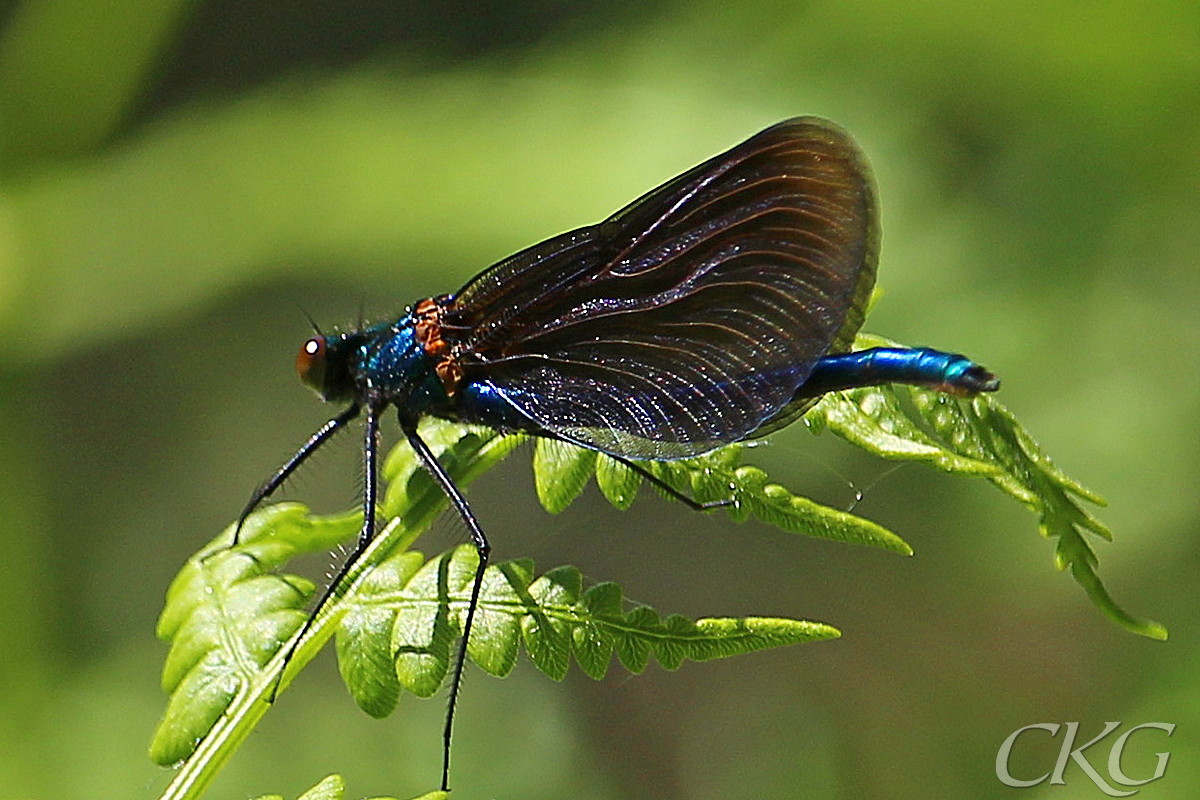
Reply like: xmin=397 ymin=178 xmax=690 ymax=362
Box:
xmin=157 ymin=517 xmax=410 ymax=800
xmin=157 ymin=427 xmax=522 ymax=800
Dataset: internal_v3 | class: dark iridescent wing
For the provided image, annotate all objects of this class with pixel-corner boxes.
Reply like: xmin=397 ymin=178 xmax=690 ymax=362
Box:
xmin=444 ymin=117 xmax=878 ymax=459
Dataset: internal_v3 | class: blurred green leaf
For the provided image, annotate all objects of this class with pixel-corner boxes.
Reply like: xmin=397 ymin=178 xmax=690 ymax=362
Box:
xmin=0 ymin=0 xmax=197 ymax=169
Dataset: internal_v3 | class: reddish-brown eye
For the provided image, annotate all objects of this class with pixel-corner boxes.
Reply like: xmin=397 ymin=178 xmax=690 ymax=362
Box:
xmin=296 ymin=337 xmax=326 ymax=393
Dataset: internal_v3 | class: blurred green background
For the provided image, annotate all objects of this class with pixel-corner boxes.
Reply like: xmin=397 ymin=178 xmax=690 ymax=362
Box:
xmin=1 ymin=1 xmax=1197 ymax=798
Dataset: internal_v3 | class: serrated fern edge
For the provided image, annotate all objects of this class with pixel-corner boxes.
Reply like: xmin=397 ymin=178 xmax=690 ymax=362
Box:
xmin=335 ymin=545 xmax=840 ymax=714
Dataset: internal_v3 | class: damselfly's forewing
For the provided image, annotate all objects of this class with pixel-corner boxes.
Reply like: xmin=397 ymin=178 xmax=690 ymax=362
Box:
xmin=439 ymin=118 xmax=879 ymax=459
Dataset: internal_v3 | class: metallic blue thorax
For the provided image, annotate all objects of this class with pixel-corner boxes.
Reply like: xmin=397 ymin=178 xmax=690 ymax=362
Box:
xmin=352 ymin=314 xmax=534 ymax=431
xmin=355 ymin=317 xmax=450 ymax=414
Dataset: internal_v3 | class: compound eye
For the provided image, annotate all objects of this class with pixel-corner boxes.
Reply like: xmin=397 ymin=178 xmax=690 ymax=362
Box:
xmin=296 ymin=337 xmax=327 ymax=393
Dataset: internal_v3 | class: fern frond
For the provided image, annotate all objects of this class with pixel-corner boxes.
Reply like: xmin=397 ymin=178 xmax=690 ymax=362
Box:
xmin=338 ymin=544 xmax=839 ymax=715
xmin=803 ymin=333 xmax=1165 ymax=639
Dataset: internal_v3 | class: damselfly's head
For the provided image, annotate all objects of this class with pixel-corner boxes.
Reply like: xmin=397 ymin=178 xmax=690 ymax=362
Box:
xmin=296 ymin=333 xmax=360 ymax=402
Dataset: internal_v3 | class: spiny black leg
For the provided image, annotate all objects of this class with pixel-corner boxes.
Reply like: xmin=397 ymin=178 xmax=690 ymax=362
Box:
xmin=269 ymin=402 xmax=382 ymax=701
xmin=591 ymin=450 xmax=733 ymax=511
xmin=399 ymin=415 xmax=490 ymax=793
xmin=232 ymin=403 xmax=361 ymax=546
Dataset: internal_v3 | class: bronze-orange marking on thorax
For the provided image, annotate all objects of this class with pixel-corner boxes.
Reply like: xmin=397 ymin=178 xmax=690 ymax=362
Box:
xmin=413 ymin=298 xmax=464 ymax=395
